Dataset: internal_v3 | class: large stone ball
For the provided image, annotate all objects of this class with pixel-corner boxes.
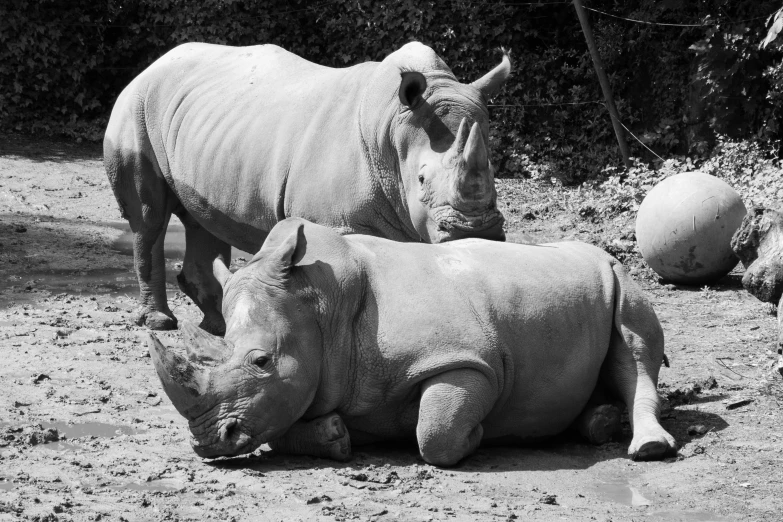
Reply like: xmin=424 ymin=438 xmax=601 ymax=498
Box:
xmin=635 ymin=172 xmax=746 ymax=285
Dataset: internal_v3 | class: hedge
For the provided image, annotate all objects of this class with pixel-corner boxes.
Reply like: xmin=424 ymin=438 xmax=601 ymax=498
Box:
xmin=1 ymin=0 xmax=781 ymax=181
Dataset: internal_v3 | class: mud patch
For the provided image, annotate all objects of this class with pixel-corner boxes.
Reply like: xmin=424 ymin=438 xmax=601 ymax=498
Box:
xmin=109 ymin=479 xmax=183 ymax=493
xmin=41 ymin=420 xmax=140 ymax=439
xmin=590 ymin=475 xmax=652 ymax=507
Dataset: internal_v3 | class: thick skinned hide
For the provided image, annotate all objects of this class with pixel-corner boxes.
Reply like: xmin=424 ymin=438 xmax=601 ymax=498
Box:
xmin=153 ymin=218 xmax=677 ymax=466
xmin=105 ymin=41 xmax=508 ymax=334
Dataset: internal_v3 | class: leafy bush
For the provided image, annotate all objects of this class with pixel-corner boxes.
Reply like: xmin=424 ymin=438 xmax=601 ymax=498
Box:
xmin=1 ymin=0 xmax=782 ymax=181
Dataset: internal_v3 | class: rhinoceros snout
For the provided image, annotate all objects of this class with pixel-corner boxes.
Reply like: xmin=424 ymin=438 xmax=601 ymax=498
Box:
xmin=190 ymin=417 xmax=254 ymax=458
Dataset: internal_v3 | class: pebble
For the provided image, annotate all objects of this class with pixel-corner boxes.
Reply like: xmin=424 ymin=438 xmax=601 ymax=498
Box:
xmin=726 ymin=398 xmax=754 ymax=410
xmin=31 ymin=374 xmax=50 ymax=384
xmin=688 ymin=425 xmax=709 ymax=436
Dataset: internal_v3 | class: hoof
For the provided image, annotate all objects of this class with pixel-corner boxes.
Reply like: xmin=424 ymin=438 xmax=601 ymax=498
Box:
xmin=137 ymin=310 xmax=178 ymax=331
xmin=629 ymin=431 xmax=677 ymax=461
xmin=580 ymin=404 xmax=621 ymax=445
xmin=315 ymin=413 xmax=351 ymax=462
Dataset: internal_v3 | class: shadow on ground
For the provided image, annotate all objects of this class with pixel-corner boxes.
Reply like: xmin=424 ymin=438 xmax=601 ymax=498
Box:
xmin=0 ymin=132 xmax=102 ymax=163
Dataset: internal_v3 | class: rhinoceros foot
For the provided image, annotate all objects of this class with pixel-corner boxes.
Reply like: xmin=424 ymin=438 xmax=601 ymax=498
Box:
xmin=577 ymin=404 xmax=622 ymax=445
xmin=314 ymin=413 xmax=352 ymax=462
xmin=135 ymin=309 xmax=178 ymax=331
xmin=629 ymin=428 xmax=677 ymax=461
xmin=269 ymin=412 xmax=351 ymax=461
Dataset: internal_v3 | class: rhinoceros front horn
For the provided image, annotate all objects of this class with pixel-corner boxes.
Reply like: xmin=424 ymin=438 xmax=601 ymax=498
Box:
xmin=148 ymin=332 xmax=210 ymax=416
xmin=463 ymin=122 xmax=488 ymax=171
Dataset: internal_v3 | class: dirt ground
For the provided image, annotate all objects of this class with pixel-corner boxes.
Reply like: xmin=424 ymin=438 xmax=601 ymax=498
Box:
xmin=1 ymin=133 xmax=781 ymax=522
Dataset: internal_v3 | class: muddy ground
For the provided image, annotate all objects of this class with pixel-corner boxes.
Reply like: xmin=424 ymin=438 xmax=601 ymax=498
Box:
xmin=0 ymin=133 xmax=781 ymax=521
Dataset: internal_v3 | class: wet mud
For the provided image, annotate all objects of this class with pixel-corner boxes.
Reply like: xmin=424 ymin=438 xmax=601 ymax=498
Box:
xmin=1 ymin=134 xmax=782 ymax=520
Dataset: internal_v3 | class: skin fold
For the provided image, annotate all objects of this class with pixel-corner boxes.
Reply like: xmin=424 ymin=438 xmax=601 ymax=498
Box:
xmin=104 ymin=42 xmax=510 ymax=335
xmin=150 ymin=218 xmax=678 ymax=467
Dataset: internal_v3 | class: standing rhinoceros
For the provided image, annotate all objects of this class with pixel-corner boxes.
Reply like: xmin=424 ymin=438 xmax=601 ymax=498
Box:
xmin=104 ymin=42 xmax=510 ymax=335
xmin=148 ymin=218 xmax=677 ymax=466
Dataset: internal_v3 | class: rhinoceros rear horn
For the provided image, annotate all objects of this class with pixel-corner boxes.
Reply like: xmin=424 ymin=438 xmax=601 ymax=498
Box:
xmin=451 ymin=118 xmax=470 ymax=155
xmin=464 ymin=122 xmax=489 ymax=171
xmin=148 ymin=332 xmax=210 ymax=416
xmin=471 ymin=49 xmax=512 ymax=99
xmin=181 ymin=320 xmax=230 ymax=364
xmin=399 ymin=71 xmax=427 ymax=108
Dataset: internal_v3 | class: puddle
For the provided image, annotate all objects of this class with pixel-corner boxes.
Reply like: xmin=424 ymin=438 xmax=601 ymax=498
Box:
xmin=648 ymin=511 xmax=733 ymax=521
xmin=2 ymin=267 xmax=145 ymax=304
xmin=591 ymin=476 xmax=652 ymax=507
xmin=0 ymin=220 xmax=251 ymax=305
xmin=32 ymin=421 xmax=142 ymax=452
xmin=0 ymin=477 xmax=14 ymax=491
xmin=109 ymin=478 xmax=182 ymax=493
xmin=42 ymin=420 xmax=140 ymax=439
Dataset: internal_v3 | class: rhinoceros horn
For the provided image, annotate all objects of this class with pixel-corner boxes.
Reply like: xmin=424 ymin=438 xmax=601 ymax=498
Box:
xmin=471 ymin=51 xmax=511 ymax=99
xmin=443 ymin=118 xmax=470 ymax=166
xmin=148 ymin=332 xmax=210 ymax=416
xmin=181 ymin=320 xmax=230 ymax=364
xmin=463 ymin=122 xmax=489 ymax=172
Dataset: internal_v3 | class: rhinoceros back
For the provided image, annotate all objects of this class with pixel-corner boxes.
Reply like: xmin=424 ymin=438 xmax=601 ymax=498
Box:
xmin=106 ymin=43 xmax=385 ymax=250
xmin=342 ymin=236 xmax=620 ymax=440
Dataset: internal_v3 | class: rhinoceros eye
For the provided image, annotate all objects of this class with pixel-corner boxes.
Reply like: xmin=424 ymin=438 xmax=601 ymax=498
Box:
xmin=418 ymin=174 xmax=425 ymax=184
xmin=245 ymin=350 xmax=272 ymax=371
xmin=253 ymin=355 xmax=271 ymax=368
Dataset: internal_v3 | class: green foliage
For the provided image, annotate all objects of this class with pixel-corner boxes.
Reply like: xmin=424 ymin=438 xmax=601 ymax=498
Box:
xmin=689 ymin=1 xmax=782 ymax=145
xmin=2 ymin=0 xmax=783 ymax=181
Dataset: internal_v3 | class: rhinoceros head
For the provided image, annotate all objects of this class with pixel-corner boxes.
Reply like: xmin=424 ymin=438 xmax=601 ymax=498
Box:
xmin=149 ymin=221 xmax=322 ymax=458
xmin=373 ymin=43 xmax=511 ymax=243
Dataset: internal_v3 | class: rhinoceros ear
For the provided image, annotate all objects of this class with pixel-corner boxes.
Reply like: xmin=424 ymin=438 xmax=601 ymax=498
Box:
xmin=399 ymin=71 xmax=427 ymax=108
xmin=254 ymin=219 xmax=307 ymax=281
xmin=471 ymin=49 xmax=512 ymax=99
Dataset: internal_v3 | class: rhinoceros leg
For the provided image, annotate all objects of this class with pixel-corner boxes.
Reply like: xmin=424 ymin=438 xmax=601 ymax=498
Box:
xmin=573 ymin=401 xmax=622 ymax=445
xmin=105 ymin=123 xmax=177 ymax=330
xmin=267 ymin=412 xmax=351 ymax=461
xmin=602 ymin=264 xmax=677 ymax=460
xmin=132 ymin=211 xmax=178 ymax=330
xmin=416 ymin=368 xmax=497 ymax=467
xmin=174 ymin=211 xmax=230 ymax=336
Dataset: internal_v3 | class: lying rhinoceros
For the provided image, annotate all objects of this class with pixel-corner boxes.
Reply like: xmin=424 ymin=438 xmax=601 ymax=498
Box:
xmin=104 ymin=42 xmax=510 ymax=335
xmin=148 ymin=218 xmax=677 ymax=466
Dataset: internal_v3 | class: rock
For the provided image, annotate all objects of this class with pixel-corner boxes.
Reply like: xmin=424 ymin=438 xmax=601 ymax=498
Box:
xmin=666 ymin=383 xmax=701 ymax=406
xmin=731 ymin=206 xmax=783 ymax=303
xmin=21 ymin=426 xmax=59 ymax=446
xmin=726 ymin=397 xmax=754 ymax=410
xmin=687 ymin=425 xmax=709 ymax=436
xmin=701 ymin=376 xmax=718 ymax=390
xmin=31 ymin=374 xmax=50 ymax=384
xmin=539 ymin=494 xmax=558 ymax=505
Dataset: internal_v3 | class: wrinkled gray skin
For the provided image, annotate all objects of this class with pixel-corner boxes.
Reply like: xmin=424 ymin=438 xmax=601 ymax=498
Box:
xmin=104 ymin=42 xmax=510 ymax=335
xmin=149 ymin=218 xmax=677 ymax=467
